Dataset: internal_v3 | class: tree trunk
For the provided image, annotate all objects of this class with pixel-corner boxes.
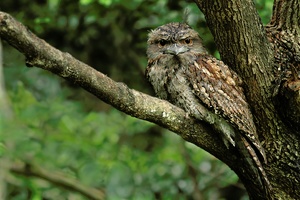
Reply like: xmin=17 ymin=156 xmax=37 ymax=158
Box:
xmin=194 ymin=0 xmax=300 ymax=199
xmin=0 ymin=0 xmax=299 ymax=199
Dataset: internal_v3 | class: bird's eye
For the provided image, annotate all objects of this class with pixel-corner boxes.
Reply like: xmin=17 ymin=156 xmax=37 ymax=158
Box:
xmin=158 ymin=40 xmax=167 ymax=47
xmin=184 ymin=39 xmax=193 ymax=45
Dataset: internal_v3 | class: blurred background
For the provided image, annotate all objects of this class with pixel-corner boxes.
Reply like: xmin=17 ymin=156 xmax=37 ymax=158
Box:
xmin=0 ymin=0 xmax=272 ymax=199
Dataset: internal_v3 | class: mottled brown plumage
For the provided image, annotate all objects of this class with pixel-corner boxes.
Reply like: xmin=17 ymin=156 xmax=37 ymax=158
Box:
xmin=145 ymin=22 xmax=270 ymax=190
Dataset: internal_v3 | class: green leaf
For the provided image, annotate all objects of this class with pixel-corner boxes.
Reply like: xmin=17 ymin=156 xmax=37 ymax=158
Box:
xmin=98 ymin=0 xmax=112 ymax=6
xmin=80 ymin=0 xmax=94 ymax=6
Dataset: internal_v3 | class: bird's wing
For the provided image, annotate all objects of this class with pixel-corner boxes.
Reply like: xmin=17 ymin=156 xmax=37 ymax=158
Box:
xmin=186 ymin=54 xmax=266 ymax=162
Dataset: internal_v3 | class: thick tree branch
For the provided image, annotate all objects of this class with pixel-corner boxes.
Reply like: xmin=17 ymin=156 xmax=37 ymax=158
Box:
xmin=4 ymin=8 xmax=300 ymax=199
xmin=270 ymin=0 xmax=300 ymax=33
xmin=9 ymin=161 xmax=105 ymax=200
xmin=191 ymin=1 xmax=300 ymax=199
xmin=0 ymin=11 xmax=271 ymax=198
xmin=193 ymin=0 xmax=278 ymax=140
xmin=193 ymin=0 xmax=274 ymax=96
xmin=266 ymin=0 xmax=300 ymax=127
xmin=0 ymin=11 xmax=235 ymax=167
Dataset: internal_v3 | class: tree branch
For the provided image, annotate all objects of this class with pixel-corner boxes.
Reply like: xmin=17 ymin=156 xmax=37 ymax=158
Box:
xmin=193 ymin=0 xmax=274 ymax=95
xmin=266 ymin=0 xmax=300 ymax=127
xmin=0 ymin=11 xmax=235 ymax=166
xmin=270 ymin=0 xmax=300 ymax=33
xmin=193 ymin=0 xmax=279 ymax=145
xmin=9 ymin=161 xmax=105 ymax=200
xmin=188 ymin=3 xmax=299 ymax=198
xmin=0 ymin=10 xmax=286 ymax=199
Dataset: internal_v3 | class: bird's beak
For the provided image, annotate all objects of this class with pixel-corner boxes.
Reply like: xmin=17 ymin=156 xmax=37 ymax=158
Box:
xmin=163 ymin=44 xmax=189 ymax=55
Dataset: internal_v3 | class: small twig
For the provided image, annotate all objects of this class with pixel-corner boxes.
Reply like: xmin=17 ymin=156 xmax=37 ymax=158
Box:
xmin=9 ymin=162 xmax=105 ymax=200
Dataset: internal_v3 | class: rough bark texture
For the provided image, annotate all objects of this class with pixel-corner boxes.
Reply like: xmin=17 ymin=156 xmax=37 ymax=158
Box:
xmin=1 ymin=0 xmax=300 ymax=199
xmin=267 ymin=0 xmax=300 ymax=128
xmin=194 ymin=0 xmax=300 ymax=199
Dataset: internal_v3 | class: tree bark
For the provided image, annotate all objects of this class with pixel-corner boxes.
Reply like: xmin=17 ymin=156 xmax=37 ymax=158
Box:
xmin=267 ymin=0 xmax=300 ymax=128
xmin=194 ymin=0 xmax=300 ymax=199
xmin=1 ymin=0 xmax=300 ymax=198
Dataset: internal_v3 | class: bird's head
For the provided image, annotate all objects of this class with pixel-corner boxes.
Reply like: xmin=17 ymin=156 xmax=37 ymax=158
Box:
xmin=147 ymin=22 xmax=207 ymax=61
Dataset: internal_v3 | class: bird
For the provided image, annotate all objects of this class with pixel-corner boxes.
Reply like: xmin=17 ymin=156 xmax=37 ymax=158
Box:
xmin=145 ymin=22 xmax=271 ymax=191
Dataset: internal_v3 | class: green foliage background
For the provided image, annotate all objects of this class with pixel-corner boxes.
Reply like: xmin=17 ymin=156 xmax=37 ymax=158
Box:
xmin=1 ymin=0 xmax=272 ymax=199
